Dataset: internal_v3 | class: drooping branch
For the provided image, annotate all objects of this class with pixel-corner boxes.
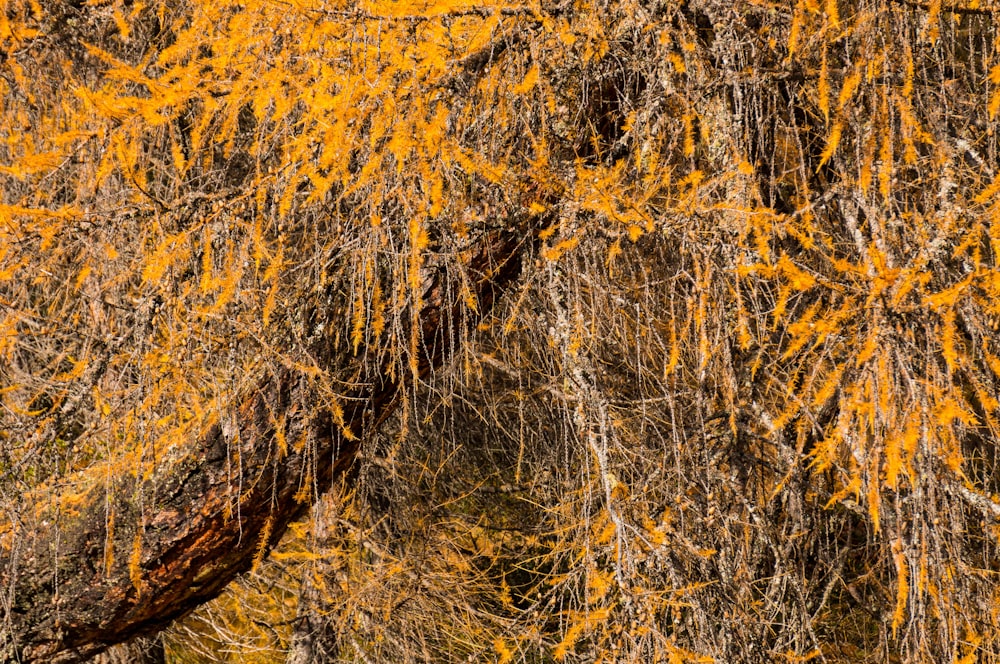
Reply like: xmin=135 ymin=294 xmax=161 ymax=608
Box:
xmin=0 ymin=225 xmax=536 ymax=664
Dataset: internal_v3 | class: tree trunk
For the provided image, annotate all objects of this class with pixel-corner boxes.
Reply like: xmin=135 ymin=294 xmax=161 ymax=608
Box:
xmin=286 ymin=495 xmax=337 ymax=664
xmin=286 ymin=578 xmax=328 ymax=664
xmin=0 ymin=228 xmax=535 ymax=664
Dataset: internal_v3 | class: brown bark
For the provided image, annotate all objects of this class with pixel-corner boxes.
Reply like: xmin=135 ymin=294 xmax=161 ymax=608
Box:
xmin=0 ymin=228 xmax=534 ymax=664
xmin=285 ymin=495 xmax=335 ymax=664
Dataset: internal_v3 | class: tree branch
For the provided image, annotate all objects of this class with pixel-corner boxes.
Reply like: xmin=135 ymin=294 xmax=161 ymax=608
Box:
xmin=0 ymin=223 xmax=538 ymax=664
xmin=888 ymin=0 xmax=998 ymax=16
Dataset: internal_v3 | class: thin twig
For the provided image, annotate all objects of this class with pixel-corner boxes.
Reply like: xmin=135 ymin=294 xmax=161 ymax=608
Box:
xmin=888 ymin=0 xmax=998 ymax=16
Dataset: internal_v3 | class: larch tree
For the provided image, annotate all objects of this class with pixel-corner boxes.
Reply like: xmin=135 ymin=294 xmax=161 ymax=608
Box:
xmin=3 ymin=0 xmax=1000 ymax=662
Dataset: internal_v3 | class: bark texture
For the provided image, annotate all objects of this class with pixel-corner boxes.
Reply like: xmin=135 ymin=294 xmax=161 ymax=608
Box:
xmin=0 ymin=228 xmax=533 ymax=664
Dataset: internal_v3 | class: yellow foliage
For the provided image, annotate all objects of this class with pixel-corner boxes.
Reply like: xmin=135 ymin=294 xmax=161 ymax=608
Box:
xmin=587 ymin=568 xmax=615 ymax=603
xmin=837 ymin=68 xmax=861 ymax=110
xmin=554 ymin=608 xmax=610 ymax=660
xmin=776 ymin=254 xmax=816 ymax=291
xmin=252 ymin=515 xmax=274 ymax=574
xmin=891 ymin=537 xmax=909 ymax=637
xmin=817 ymin=121 xmax=842 ymax=168
xmin=543 ymin=235 xmax=580 ymax=262
xmin=6 ymin=0 xmax=1000 ymax=660
xmin=817 ymin=50 xmax=830 ymax=123
xmin=130 ymin=530 xmax=145 ymax=595
xmin=513 ymin=64 xmax=540 ymax=95
xmin=494 ymin=638 xmax=514 ymax=664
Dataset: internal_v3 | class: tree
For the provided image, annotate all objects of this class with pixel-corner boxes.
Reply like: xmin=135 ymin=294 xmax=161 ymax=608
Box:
xmin=4 ymin=0 xmax=1000 ymax=662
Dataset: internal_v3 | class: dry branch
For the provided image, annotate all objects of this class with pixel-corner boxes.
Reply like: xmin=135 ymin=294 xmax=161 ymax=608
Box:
xmin=887 ymin=0 xmax=1000 ymax=16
